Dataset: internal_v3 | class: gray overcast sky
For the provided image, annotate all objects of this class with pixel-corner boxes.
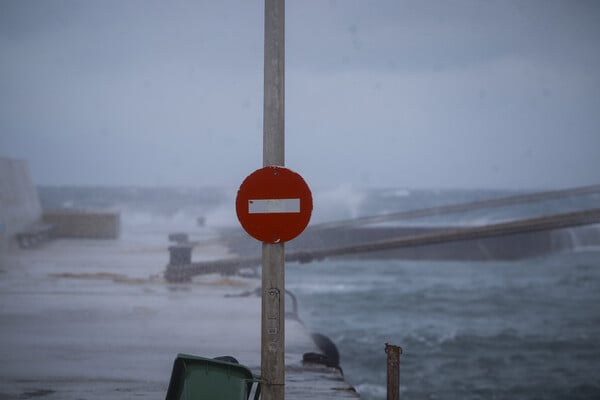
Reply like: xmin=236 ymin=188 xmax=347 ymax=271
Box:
xmin=1 ymin=0 xmax=599 ymax=190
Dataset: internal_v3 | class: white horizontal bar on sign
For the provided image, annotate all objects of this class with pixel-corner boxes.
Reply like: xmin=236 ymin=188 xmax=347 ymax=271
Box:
xmin=248 ymin=198 xmax=301 ymax=214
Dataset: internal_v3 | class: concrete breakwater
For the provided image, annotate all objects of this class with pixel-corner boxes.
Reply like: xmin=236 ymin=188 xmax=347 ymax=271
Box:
xmin=1 ymin=158 xmax=121 ymax=251
xmin=0 ymin=158 xmax=42 ymax=252
xmin=0 ymin=159 xmax=358 ymax=398
xmin=220 ymin=222 xmax=600 ymax=262
xmin=0 ymin=237 xmax=359 ymax=400
xmin=0 ymin=228 xmax=358 ymax=400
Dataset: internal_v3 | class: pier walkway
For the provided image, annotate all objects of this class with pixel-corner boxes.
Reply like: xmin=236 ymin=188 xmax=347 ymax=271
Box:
xmin=0 ymin=236 xmax=358 ymax=399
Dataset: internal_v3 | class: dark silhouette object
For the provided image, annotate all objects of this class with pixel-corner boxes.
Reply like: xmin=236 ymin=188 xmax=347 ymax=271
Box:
xmin=165 ymin=353 xmax=260 ymax=400
xmin=303 ymin=332 xmax=343 ymax=374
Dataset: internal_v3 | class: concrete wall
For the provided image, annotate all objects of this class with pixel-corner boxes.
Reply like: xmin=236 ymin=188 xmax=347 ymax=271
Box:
xmin=0 ymin=158 xmax=42 ymax=253
xmin=43 ymin=209 xmax=120 ymax=239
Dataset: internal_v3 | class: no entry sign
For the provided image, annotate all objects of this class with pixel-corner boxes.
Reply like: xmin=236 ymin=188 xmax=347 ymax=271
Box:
xmin=236 ymin=166 xmax=312 ymax=243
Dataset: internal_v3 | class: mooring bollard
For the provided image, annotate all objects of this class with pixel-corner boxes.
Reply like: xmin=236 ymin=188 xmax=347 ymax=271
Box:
xmin=166 ymin=244 xmax=193 ymax=282
xmin=385 ymin=343 xmax=402 ymax=400
xmin=168 ymin=244 xmax=193 ymax=265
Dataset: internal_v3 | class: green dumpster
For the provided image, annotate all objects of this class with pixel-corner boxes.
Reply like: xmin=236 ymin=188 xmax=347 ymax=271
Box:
xmin=165 ymin=354 xmax=261 ymax=400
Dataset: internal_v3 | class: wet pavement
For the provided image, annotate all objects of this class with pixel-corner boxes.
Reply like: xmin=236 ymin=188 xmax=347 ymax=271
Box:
xmin=0 ymin=237 xmax=358 ymax=399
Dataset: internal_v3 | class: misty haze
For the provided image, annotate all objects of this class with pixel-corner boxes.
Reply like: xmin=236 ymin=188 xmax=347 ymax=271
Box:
xmin=1 ymin=1 xmax=600 ymax=400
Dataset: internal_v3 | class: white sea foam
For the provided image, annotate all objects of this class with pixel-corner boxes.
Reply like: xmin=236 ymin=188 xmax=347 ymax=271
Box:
xmin=355 ymin=383 xmax=387 ymax=399
xmin=203 ymin=201 xmax=238 ymax=227
xmin=381 ymin=188 xmax=411 ymax=198
xmin=311 ymin=184 xmax=367 ymax=223
xmin=121 ymin=209 xmax=198 ymax=230
xmin=288 ymin=281 xmax=363 ymax=295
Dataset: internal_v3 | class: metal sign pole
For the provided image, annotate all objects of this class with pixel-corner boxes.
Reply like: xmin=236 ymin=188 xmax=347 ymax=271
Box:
xmin=262 ymin=0 xmax=285 ymax=399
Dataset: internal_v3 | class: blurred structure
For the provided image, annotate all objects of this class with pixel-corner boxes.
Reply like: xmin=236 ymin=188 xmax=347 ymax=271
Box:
xmin=0 ymin=158 xmax=42 ymax=252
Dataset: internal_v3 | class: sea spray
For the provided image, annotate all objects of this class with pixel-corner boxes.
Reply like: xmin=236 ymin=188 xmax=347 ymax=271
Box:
xmin=310 ymin=184 xmax=367 ymax=223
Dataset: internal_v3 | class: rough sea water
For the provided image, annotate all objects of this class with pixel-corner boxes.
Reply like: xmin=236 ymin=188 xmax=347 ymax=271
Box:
xmin=38 ymin=186 xmax=600 ymax=400
xmin=287 ymin=252 xmax=600 ymax=400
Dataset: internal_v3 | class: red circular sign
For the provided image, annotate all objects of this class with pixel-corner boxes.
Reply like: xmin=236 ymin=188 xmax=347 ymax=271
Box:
xmin=236 ymin=166 xmax=312 ymax=243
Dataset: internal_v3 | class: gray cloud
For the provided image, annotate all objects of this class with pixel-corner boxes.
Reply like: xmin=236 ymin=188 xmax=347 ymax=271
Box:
xmin=1 ymin=0 xmax=599 ymax=189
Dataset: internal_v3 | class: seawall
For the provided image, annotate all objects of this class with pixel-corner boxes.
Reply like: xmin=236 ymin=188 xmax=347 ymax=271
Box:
xmin=0 ymin=158 xmax=42 ymax=253
xmin=0 ymin=237 xmax=359 ymax=399
xmin=221 ymin=224 xmax=599 ymax=262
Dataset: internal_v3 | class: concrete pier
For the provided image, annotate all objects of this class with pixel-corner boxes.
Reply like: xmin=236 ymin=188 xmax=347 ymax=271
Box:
xmin=0 ymin=236 xmax=358 ymax=399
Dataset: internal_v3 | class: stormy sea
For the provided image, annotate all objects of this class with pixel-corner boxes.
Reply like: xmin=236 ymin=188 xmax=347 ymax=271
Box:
xmin=38 ymin=185 xmax=600 ymax=400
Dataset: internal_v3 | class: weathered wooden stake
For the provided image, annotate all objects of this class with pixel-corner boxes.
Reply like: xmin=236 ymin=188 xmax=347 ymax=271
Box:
xmin=262 ymin=0 xmax=285 ymax=399
xmin=386 ymin=343 xmax=402 ymax=400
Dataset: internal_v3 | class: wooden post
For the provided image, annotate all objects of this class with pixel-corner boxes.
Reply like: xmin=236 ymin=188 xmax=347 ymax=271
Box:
xmin=386 ymin=343 xmax=402 ymax=400
xmin=262 ymin=1 xmax=285 ymax=400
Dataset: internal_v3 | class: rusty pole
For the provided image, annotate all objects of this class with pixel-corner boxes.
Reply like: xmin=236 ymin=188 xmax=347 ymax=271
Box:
xmin=386 ymin=343 xmax=402 ymax=400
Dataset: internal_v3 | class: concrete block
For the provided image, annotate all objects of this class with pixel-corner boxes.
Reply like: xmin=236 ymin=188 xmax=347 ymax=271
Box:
xmin=43 ymin=209 xmax=120 ymax=239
